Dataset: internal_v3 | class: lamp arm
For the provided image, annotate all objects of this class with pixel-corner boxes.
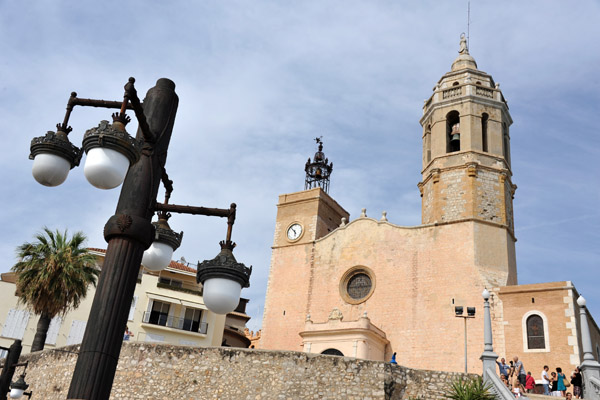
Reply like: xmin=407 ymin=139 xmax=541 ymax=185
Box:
xmin=124 ymin=77 xmax=154 ymax=143
xmin=160 ymin=165 xmax=174 ymax=204
xmin=155 ymin=203 xmax=232 ymax=218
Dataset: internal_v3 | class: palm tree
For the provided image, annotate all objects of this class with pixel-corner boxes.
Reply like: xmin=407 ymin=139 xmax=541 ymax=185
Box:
xmin=12 ymin=227 xmax=99 ymax=352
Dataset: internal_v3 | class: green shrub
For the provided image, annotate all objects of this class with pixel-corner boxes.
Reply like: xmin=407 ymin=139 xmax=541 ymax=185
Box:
xmin=444 ymin=377 xmax=495 ymax=400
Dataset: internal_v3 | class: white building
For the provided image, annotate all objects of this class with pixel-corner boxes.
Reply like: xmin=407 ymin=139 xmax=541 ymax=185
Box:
xmin=0 ymin=248 xmax=251 ymax=356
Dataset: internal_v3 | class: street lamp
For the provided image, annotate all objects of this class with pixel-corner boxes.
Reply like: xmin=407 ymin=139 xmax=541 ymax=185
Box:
xmin=9 ymin=372 xmax=32 ymax=399
xmin=29 ymin=77 xmax=252 ymax=400
xmin=455 ymin=304 xmax=476 ymax=373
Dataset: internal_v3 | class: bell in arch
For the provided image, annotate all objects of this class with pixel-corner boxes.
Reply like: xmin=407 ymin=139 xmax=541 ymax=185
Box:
xmin=450 ymin=123 xmax=460 ymax=143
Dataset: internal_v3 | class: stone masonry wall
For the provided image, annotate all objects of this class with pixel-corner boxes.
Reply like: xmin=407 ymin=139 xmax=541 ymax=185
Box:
xmin=18 ymin=344 xmax=475 ymax=399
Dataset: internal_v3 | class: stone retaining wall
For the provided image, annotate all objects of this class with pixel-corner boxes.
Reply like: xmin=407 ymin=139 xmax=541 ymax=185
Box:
xmin=18 ymin=343 xmax=476 ymax=399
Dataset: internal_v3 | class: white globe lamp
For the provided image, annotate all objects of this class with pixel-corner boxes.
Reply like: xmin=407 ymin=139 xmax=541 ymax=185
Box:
xmin=141 ymin=214 xmax=183 ymax=271
xmin=84 ymin=147 xmax=131 ymax=189
xmin=197 ymin=240 xmax=252 ymax=315
xmin=82 ymin=117 xmax=140 ymax=190
xmin=29 ymin=129 xmax=82 ymax=187
xmin=203 ymin=278 xmax=243 ymax=315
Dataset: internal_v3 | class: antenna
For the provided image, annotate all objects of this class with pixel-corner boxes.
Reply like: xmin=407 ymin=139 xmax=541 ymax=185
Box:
xmin=467 ymin=1 xmax=471 ymax=52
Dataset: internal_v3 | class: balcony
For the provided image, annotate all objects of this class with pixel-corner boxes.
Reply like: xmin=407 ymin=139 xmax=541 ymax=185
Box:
xmin=142 ymin=311 xmax=208 ymax=335
xmin=157 ymin=277 xmax=203 ymax=296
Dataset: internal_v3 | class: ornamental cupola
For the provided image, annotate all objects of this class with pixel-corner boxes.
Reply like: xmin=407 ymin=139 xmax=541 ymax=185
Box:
xmin=304 ymin=137 xmax=333 ymax=193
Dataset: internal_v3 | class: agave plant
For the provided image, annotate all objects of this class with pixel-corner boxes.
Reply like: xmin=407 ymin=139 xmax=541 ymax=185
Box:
xmin=445 ymin=377 xmax=495 ymax=400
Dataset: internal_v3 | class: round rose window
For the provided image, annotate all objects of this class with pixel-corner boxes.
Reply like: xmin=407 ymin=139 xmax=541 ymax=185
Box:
xmin=346 ymin=273 xmax=372 ymax=300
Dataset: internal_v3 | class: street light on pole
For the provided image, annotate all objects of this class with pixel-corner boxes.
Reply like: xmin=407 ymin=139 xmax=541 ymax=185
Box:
xmin=455 ymin=305 xmax=476 ymax=373
xmin=28 ymin=77 xmax=252 ymax=400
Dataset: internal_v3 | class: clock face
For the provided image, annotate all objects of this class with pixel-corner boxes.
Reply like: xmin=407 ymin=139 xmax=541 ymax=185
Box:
xmin=287 ymin=223 xmax=303 ymax=241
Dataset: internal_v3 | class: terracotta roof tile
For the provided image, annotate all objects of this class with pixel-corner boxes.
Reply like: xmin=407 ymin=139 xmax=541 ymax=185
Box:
xmin=168 ymin=260 xmax=197 ymax=273
xmin=87 ymin=248 xmax=197 ymax=273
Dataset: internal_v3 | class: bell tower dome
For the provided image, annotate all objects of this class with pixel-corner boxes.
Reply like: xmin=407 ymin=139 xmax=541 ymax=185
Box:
xmin=418 ymin=34 xmax=516 ymax=233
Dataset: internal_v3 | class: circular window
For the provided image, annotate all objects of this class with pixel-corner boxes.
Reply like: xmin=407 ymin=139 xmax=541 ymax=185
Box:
xmin=347 ymin=273 xmax=372 ymax=300
xmin=340 ymin=267 xmax=375 ymax=304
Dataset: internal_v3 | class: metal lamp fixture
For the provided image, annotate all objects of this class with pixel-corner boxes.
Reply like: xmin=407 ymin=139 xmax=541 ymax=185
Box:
xmin=29 ymin=79 xmax=142 ymax=190
xmin=82 ymin=113 xmax=141 ymax=189
xmin=141 ymin=212 xmax=183 ymax=271
xmin=32 ymin=78 xmax=253 ymax=399
xmin=29 ymin=125 xmax=82 ymax=187
xmin=9 ymin=374 xmax=30 ymax=399
xmin=197 ymin=239 xmax=252 ymax=315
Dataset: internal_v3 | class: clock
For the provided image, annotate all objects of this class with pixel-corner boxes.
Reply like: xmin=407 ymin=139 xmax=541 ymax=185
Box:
xmin=286 ymin=223 xmax=303 ymax=241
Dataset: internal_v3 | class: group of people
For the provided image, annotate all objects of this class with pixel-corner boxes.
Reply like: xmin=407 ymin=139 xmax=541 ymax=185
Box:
xmin=496 ymin=356 xmax=583 ymax=398
xmin=541 ymin=365 xmax=583 ymax=398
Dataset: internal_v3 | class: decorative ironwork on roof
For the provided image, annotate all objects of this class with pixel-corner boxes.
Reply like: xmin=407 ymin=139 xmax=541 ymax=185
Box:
xmin=304 ymin=137 xmax=333 ymax=193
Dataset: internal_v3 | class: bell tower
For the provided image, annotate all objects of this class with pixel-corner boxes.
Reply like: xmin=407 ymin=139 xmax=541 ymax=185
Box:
xmin=418 ymin=34 xmax=517 ymax=233
xmin=261 ymin=139 xmax=349 ymax=350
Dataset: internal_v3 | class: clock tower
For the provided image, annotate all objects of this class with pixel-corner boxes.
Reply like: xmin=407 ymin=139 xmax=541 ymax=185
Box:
xmin=260 ymin=140 xmax=349 ymax=350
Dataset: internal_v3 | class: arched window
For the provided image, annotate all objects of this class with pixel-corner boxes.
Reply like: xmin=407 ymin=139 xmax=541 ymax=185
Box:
xmin=526 ymin=315 xmax=545 ymax=349
xmin=321 ymin=348 xmax=344 ymax=356
xmin=522 ymin=311 xmax=549 ymax=352
xmin=481 ymin=113 xmax=489 ymax=152
xmin=446 ymin=111 xmax=460 ymax=153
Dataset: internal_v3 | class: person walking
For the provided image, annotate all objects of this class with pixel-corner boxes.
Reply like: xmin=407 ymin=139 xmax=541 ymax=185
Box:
xmin=571 ymin=367 xmax=582 ymax=398
xmin=556 ymin=367 xmax=567 ymax=397
xmin=390 ymin=352 xmax=397 ymax=365
xmin=541 ymin=365 xmax=551 ymax=396
xmin=525 ymin=371 xmax=535 ymax=393
xmin=550 ymin=371 xmax=560 ymax=397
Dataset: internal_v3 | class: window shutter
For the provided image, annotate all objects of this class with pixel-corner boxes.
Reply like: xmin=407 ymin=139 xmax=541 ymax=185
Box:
xmin=45 ymin=316 xmax=63 ymax=345
xmin=66 ymin=320 xmax=87 ymax=345
xmin=1 ymin=309 xmax=30 ymax=339
xmin=128 ymin=296 xmax=138 ymax=321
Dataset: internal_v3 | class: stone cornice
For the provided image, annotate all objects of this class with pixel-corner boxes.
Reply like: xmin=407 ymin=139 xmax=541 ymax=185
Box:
xmin=300 ymin=214 xmax=517 ymax=244
xmin=421 ymin=92 xmax=512 ymax=126
xmin=420 ymin=156 xmax=513 ymax=179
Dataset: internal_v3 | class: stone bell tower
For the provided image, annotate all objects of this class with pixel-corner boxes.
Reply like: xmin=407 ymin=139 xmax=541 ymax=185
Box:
xmin=418 ymin=34 xmax=517 ymax=232
xmin=418 ymin=34 xmax=518 ymax=286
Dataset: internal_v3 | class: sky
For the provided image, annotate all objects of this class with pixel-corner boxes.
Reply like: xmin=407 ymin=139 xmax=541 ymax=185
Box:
xmin=0 ymin=1 xmax=598 ymax=333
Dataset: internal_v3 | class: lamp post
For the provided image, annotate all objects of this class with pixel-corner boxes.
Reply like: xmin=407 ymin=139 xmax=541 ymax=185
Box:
xmin=28 ymin=78 xmax=251 ymax=400
xmin=480 ymin=288 xmax=499 ymax=384
xmin=576 ymin=296 xmax=600 ymax=399
xmin=455 ymin=304 xmax=476 ymax=373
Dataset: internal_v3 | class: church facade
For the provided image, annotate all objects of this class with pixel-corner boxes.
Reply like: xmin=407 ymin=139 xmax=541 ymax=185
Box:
xmin=260 ymin=37 xmax=600 ymax=376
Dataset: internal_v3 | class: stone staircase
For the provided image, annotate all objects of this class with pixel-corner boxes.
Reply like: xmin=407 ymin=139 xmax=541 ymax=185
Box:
xmin=525 ymin=395 xmax=556 ymax=400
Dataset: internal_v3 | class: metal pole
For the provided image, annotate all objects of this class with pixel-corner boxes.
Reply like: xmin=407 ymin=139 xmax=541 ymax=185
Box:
xmin=0 ymin=340 xmax=22 ymax=398
xmin=464 ymin=317 xmax=468 ymax=373
xmin=67 ymin=78 xmax=179 ymax=400
xmin=577 ymin=297 xmax=600 ymax=399
xmin=481 ymin=290 xmax=499 ymax=383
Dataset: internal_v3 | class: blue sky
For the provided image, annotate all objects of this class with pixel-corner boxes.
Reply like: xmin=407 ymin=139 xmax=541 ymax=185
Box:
xmin=0 ymin=1 xmax=598 ymax=332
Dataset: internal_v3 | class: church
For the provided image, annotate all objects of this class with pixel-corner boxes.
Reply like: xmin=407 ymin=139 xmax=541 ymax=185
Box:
xmin=259 ymin=36 xmax=600 ymax=375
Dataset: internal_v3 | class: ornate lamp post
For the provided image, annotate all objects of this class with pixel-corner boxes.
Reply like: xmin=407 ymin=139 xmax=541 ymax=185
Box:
xmin=28 ymin=77 xmax=251 ymax=400
xmin=576 ymin=296 xmax=600 ymax=399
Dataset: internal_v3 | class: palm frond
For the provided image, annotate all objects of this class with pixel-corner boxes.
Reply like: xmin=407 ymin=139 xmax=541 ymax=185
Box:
xmin=11 ymin=228 xmax=100 ymax=318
